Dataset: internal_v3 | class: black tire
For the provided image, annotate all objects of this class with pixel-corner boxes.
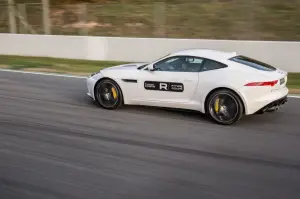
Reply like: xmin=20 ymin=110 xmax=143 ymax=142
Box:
xmin=206 ymin=89 xmax=244 ymax=125
xmin=94 ymin=79 xmax=123 ymax=109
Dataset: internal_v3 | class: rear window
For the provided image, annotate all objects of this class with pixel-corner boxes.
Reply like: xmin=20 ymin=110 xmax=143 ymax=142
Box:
xmin=229 ymin=55 xmax=276 ymax=71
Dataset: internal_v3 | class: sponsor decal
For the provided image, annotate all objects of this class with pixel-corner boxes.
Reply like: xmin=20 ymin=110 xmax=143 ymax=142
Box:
xmin=144 ymin=81 xmax=184 ymax=92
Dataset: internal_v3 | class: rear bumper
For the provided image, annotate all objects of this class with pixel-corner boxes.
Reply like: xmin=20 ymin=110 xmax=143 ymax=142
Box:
xmin=239 ymin=86 xmax=289 ymax=115
xmin=255 ymin=95 xmax=288 ymax=114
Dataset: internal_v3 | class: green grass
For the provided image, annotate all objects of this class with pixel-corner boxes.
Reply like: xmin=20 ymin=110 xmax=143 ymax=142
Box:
xmin=0 ymin=55 xmax=299 ymax=92
xmin=0 ymin=55 xmax=128 ymax=75
xmin=287 ymin=73 xmax=300 ymax=89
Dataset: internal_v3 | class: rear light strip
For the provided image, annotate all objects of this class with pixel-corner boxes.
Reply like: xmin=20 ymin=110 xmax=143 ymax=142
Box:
xmin=245 ymin=80 xmax=278 ymax=87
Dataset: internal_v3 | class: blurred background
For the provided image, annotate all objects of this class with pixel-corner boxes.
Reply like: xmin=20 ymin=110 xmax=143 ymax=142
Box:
xmin=0 ymin=0 xmax=300 ymax=41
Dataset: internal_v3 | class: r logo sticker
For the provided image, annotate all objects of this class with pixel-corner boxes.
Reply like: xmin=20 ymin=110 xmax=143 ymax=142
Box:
xmin=159 ymin=83 xmax=168 ymax=90
xmin=144 ymin=81 xmax=184 ymax=92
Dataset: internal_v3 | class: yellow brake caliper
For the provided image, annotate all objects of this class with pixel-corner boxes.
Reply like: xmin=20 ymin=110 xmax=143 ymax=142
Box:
xmin=111 ymin=87 xmax=117 ymax=99
xmin=214 ymin=98 xmax=220 ymax=113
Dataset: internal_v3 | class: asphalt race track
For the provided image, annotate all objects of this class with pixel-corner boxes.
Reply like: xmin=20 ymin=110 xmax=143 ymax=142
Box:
xmin=1 ymin=70 xmax=300 ymax=199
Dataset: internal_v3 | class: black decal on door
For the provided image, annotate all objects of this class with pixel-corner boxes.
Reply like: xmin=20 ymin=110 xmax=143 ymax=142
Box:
xmin=144 ymin=81 xmax=184 ymax=92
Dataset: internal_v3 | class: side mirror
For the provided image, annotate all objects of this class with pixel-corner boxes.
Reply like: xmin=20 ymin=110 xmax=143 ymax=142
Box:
xmin=147 ymin=64 xmax=155 ymax=71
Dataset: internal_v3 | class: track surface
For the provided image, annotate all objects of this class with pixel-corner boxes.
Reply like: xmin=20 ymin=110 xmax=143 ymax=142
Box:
xmin=1 ymin=71 xmax=300 ymax=199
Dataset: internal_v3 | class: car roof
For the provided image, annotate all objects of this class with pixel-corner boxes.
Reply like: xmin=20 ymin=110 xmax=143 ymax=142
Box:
xmin=170 ymin=49 xmax=237 ymax=63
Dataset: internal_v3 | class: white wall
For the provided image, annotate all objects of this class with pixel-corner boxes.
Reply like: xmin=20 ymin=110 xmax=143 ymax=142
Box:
xmin=1 ymin=33 xmax=300 ymax=72
xmin=0 ymin=34 xmax=88 ymax=60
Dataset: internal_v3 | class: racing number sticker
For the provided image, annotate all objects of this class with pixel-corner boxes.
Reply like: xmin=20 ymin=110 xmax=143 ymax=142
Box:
xmin=144 ymin=81 xmax=184 ymax=92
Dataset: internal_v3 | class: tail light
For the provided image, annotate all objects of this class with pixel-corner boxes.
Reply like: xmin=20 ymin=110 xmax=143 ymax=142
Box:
xmin=245 ymin=80 xmax=278 ymax=87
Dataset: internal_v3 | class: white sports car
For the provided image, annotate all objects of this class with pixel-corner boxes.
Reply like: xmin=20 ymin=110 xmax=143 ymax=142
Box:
xmin=86 ymin=49 xmax=288 ymax=125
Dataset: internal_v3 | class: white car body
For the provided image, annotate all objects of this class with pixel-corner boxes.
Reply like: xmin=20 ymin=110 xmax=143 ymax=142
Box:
xmin=86 ymin=49 xmax=289 ymax=122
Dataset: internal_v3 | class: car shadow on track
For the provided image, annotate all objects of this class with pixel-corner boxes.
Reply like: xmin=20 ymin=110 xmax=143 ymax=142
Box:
xmin=84 ymin=97 xmax=211 ymax=123
xmin=119 ymin=106 xmax=289 ymax=126
xmin=82 ymin=94 xmax=287 ymax=126
xmin=123 ymin=105 xmax=210 ymax=121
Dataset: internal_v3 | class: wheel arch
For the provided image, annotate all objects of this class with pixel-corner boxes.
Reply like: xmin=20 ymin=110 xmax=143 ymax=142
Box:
xmin=204 ymin=87 xmax=247 ymax=115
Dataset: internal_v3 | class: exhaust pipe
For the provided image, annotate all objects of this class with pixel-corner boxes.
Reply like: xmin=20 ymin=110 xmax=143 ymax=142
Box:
xmin=256 ymin=97 xmax=287 ymax=114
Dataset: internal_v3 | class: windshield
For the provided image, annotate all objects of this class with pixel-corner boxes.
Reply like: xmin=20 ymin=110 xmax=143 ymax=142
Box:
xmin=137 ymin=53 xmax=171 ymax=70
xmin=137 ymin=63 xmax=149 ymax=70
xmin=229 ymin=55 xmax=276 ymax=71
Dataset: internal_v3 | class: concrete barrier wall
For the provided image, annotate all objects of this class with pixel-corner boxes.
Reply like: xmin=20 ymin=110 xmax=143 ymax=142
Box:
xmin=1 ymin=33 xmax=300 ymax=72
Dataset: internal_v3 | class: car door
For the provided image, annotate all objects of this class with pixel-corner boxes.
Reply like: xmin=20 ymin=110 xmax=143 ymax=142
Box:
xmin=137 ymin=56 xmax=203 ymax=103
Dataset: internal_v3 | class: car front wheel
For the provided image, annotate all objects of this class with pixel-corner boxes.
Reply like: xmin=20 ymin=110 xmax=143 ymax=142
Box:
xmin=95 ymin=79 xmax=123 ymax=109
xmin=206 ymin=89 xmax=244 ymax=125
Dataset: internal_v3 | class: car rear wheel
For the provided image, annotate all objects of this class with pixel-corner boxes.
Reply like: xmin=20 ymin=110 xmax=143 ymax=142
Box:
xmin=206 ymin=89 xmax=243 ymax=125
xmin=95 ymin=79 xmax=123 ymax=109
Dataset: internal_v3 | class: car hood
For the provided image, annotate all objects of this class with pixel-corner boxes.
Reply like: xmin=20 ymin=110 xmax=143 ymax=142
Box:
xmin=101 ymin=62 xmax=148 ymax=71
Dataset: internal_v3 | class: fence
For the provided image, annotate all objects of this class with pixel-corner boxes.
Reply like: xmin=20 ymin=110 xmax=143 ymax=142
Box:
xmin=1 ymin=0 xmax=300 ymax=41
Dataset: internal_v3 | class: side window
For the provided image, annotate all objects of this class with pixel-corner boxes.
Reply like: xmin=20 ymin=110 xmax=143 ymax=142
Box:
xmin=201 ymin=59 xmax=227 ymax=72
xmin=186 ymin=57 xmax=203 ymax=64
xmin=154 ymin=57 xmax=181 ymax=71
xmin=154 ymin=56 xmax=204 ymax=72
xmin=165 ymin=57 xmax=179 ymax=64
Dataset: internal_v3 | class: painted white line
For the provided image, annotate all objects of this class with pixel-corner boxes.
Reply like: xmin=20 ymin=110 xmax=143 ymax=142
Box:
xmin=1 ymin=68 xmax=300 ymax=99
xmin=0 ymin=68 xmax=86 ymax=79
xmin=288 ymin=95 xmax=300 ymax=99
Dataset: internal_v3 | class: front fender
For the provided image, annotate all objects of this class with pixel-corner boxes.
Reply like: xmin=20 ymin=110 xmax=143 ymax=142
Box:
xmin=86 ymin=72 xmax=104 ymax=100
